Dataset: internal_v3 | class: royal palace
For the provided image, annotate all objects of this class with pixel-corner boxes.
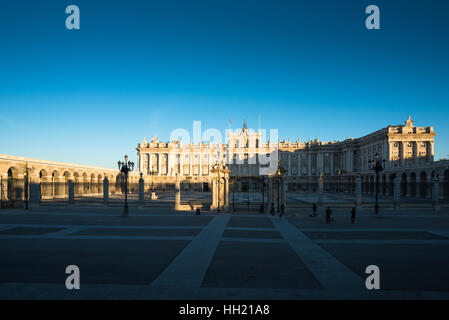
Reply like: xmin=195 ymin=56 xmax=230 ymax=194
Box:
xmin=136 ymin=116 xmax=448 ymax=197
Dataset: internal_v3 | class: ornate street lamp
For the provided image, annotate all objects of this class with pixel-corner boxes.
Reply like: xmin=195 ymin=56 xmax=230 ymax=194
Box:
xmin=117 ymin=154 xmax=134 ymax=217
xmin=276 ymin=160 xmax=287 ymax=212
xmin=369 ymin=153 xmax=385 ymax=216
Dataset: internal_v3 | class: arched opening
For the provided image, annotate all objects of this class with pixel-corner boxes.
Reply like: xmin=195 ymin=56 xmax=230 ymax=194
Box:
xmin=369 ymin=176 xmax=375 ymax=194
xmin=63 ymin=171 xmax=71 ymax=198
xmin=82 ymin=173 xmax=89 ymax=194
xmin=419 ymin=171 xmax=427 ymax=198
xmin=410 ymin=172 xmax=417 ymax=197
xmin=400 ymin=173 xmax=407 ymax=196
xmin=97 ymin=174 xmax=103 ymax=195
xmin=444 ymin=169 xmax=449 ymax=199
xmin=381 ymin=174 xmax=387 ymax=195
xmin=51 ymin=170 xmax=60 ymax=198
xmin=6 ymin=167 xmax=21 ymax=203
xmin=389 ymin=174 xmax=396 ymax=196
xmin=115 ymin=174 xmax=123 ymax=194
xmin=73 ymin=172 xmax=82 ymax=196
xmin=90 ymin=173 xmax=97 ymax=195
xmin=39 ymin=169 xmax=51 ymax=199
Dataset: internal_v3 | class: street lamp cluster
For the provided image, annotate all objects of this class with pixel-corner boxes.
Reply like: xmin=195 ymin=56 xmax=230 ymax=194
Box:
xmin=368 ymin=153 xmax=386 ymax=216
xmin=117 ymin=154 xmax=134 ymax=217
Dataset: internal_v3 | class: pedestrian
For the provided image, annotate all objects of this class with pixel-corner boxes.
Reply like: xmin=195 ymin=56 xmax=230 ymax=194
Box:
xmin=325 ymin=206 xmax=332 ymax=224
xmin=351 ymin=207 xmax=356 ymax=224
xmin=312 ymin=203 xmax=317 ymax=217
xmin=270 ymin=203 xmax=275 ymax=216
xmin=280 ymin=203 xmax=285 ymax=219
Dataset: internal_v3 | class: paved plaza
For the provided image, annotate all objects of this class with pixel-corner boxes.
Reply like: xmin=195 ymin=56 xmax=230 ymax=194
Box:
xmin=0 ymin=206 xmax=449 ymax=299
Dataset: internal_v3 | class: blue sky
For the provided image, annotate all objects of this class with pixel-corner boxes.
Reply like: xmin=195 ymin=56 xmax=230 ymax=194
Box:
xmin=1 ymin=0 xmax=448 ymax=168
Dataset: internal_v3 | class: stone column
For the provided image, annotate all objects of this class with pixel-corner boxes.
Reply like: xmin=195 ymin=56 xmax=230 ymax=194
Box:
xmin=432 ymin=176 xmax=440 ymax=212
xmin=317 ymin=153 xmax=324 ymax=173
xmin=400 ymin=141 xmax=405 ymax=166
xmin=68 ymin=180 xmax=75 ymax=206
xmin=288 ymin=154 xmax=292 ymax=177
xmin=138 ymin=175 xmax=144 ymax=209
xmin=103 ymin=177 xmax=109 ymax=207
xmin=189 ymin=154 xmax=193 ymax=177
xmin=224 ymin=177 xmax=229 ymax=209
xmin=211 ymin=178 xmax=217 ymax=209
xmin=348 ymin=150 xmax=354 ymax=172
xmin=318 ymin=172 xmax=324 ymax=208
xmin=281 ymin=177 xmax=286 ymax=210
xmin=174 ymin=178 xmax=181 ymax=211
xmin=29 ymin=182 xmax=41 ymax=209
xmin=330 ymin=152 xmax=334 ymax=175
xmin=355 ymin=175 xmax=362 ymax=207
xmin=393 ymin=178 xmax=401 ymax=210
xmin=180 ymin=153 xmax=184 ymax=176
xmin=307 ymin=153 xmax=311 ymax=176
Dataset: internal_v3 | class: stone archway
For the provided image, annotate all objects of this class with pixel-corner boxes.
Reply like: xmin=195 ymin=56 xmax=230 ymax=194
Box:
xmin=6 ymin=167 xmax=21 ymax=202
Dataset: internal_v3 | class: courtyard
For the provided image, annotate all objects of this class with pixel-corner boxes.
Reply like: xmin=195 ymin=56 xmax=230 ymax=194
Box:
xmin=0 ymin=205 xmax=448 ymax=299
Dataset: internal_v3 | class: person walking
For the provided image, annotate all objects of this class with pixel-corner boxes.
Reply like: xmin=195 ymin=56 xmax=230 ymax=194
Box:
xmin=280 ymin=203 xmax=285 ymax=220
xmin=325 ymin=206 xmax=332 ymax=224
xmin=312 ymin=203 xmax=317 ymax=217
xmin=351 ymin=207 xmax=356 ymax=224
xmin=270 ymin=203 xmax=275 ymax=216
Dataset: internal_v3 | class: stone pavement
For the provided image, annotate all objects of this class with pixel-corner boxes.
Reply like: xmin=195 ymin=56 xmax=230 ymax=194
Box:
xmin=0 ymin=207 xmax=449 ymax=299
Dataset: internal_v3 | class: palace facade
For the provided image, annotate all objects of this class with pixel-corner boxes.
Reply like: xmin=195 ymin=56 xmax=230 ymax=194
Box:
xmin=136 ymin=116 xmax=441 ymax=192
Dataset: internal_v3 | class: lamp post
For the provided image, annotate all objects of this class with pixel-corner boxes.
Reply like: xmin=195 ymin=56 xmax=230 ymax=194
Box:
xmin=232 ymin=176 xmax=237 ymax=212
xmin=369 ymin=153 xmax=385 ymax=216
xmin=117 ymin=154 xmax=134 ymax=217
xmin=23 ymin=162 xmax=30 ymax=210
xmin=275 ymin=160 xmax=287 ymax=212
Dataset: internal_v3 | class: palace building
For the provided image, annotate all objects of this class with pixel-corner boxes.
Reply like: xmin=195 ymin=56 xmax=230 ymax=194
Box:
xmin=136 ymin=116 xmax=439 ymax=192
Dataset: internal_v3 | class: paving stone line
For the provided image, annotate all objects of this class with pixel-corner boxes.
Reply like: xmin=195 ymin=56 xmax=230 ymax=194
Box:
xmin=152 ymin=214 xmax=230 ymax=288
xmin=313 ymin=239 xmax=449 ymax=244
xmin=1 ymin=282 xmax=449 ymax=300
xmin=0 ymin=223 xmax=204 ymax=230
xmin=271 ymin=217 xmax=363 ymax=290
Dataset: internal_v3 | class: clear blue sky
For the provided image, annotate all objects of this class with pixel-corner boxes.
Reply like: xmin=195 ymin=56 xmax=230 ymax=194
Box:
xmin=1 ymin=0 xmax=448 ymax=168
